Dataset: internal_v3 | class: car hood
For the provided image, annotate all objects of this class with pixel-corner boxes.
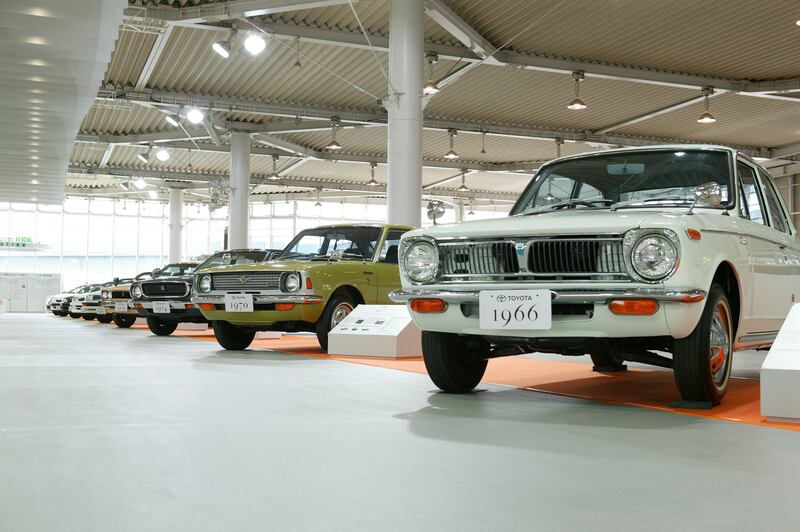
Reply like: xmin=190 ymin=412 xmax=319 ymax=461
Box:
xmin=410 ymin=208 xmax=716 ymax=239
xmin=199 ymin=258 xmax=370 ymax=274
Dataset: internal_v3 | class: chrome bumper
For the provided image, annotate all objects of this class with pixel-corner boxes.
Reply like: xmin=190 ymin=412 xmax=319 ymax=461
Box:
xmin=389 ymin=288 xmax=707 ymax=304
xmin=135 ymin=300 xmax=192 ymax=309
xmin=192 ymin=294 xmax=323 ymax=305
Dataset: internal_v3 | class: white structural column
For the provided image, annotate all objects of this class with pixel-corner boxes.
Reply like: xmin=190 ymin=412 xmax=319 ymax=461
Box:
xmin=386 ymin=0 xmax=425 ymax=227
xmin=229 ymin=131 xmax=251 ymax=248
xmin=168 ymin=188 xmax=184 ymax=262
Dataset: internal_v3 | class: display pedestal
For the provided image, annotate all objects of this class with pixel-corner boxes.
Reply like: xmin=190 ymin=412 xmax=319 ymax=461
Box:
xmin=761 ymin=304 xmax=800 ymax=422
xmin=135 ymin=317 xmax=147 ymax=326
xmin=177 ymin=322 xmax=208 ymax=331
xmin=256 ymin=331 xmax=282 ymax=339
xmin=328 ymin=305 xmax=421 ymax=358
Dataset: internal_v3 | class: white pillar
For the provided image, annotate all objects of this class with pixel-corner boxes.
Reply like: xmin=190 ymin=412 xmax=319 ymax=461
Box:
xmin=229 ymin=131 xmax=251 ymax=249
xmin=386 ymin=0 xmax=424 ymax=227
xmin=454 ymin=199 xmax=464 ymax=223
xmin=168 ymin=188 xmax=183 ymax=262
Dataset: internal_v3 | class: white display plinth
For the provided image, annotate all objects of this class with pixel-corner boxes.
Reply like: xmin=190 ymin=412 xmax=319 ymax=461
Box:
xmin=761 ymin=304 xmax=800 ymax=422
xmin=135 ymin=317 xmax=147 ymax=326
xmin=328 ymin=305 xmax=421 ymax=358
xmin=256 ymin=331 xmax=282 ymax=339
xmin=177 ymin=322 xmax=209 ymax=331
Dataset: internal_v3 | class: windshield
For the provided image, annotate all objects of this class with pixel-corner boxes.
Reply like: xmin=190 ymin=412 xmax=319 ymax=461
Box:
xmin=196 ymin=250 xmax=271 ymax=271
xmin=511 ymin=149 xmax=731 ymax=215
xmin=156 ymin=263 xmax=198 ymax=277
xmin=279 ymin=226 xmax=383 ymax=261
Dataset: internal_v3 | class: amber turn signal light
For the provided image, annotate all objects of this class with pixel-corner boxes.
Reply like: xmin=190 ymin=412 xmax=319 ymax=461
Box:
xmin=306 ymin=277 xmax=313 ymax=289
xmin=199 ymin=303 xmax=215 ymax=311
xmin=410 ymin=298 xmax=447 ymax=313
xmin=686 ymin=228 xmax=702 ymax=240
xmin=609 ymin=299 xmax=659 ymax=316
xmin=276 ymin=303 xmax=295 ymax=311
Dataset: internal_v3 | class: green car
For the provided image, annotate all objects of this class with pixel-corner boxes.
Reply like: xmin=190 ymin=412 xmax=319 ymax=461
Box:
xmin=192 ymin=224 xmax=413 ymax=351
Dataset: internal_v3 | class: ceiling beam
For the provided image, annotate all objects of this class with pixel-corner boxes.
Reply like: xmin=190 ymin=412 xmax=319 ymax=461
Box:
xmin=424 ymin=0 xmax=498 ymax=62
xmin=77 ymin=128 xmax=211 ymax=145
xmin=593 ymin=92 xmax=725 ymax=134
xmin=772 ymin=142 xmax=800 ymax=159
xmin=95 ymin=88 xmax=765 ymax=156
xmin=135 ymin=24 xmax=175 ymax=90
xmin=98 ymin=144 xmax=115 ymax=168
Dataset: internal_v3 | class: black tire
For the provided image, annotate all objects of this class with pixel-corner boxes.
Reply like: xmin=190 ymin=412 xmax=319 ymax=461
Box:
xmin=422 ymin=331 xmax=489 ymax=393
xmin=96 ymin=315 xmax=113 ymax=324
xmin=51 ymin=311 xmax=59 ymax=316
xmin=315 ymin=295 xmax=355 ymax=351
xmin=673 ymin=283 xmax=734 ymax=406
xmin=147 ymin=317 xmax=179 ymax=336
xmin=113 ymin=314 xmax=137 ymax=328
xmin=212 ymin=320 xmax=255 ymax=350
xmin=82 ymin=314 xmax=96 ymax=321
xmin=69 ymin=313 xmax=81 ymax=319
xmin=590 ymin=353 xmax=627 ymax=372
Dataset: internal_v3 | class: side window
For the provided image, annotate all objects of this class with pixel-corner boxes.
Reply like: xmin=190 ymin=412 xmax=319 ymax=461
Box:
xmin=759 ymin=171 xmax=790 ymax=234
xmin=379 ymin=230 xmax=406 ymax=264
xmin=737 ymin=162 xmax=766 ymax=225
xmin=533 ymin=176 xmax=575 ymax=206
xmin=577 ymin=182 xmax=603 ymax=201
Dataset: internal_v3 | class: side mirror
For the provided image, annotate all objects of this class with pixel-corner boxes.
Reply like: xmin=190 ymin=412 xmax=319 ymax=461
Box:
xmin=694 ymin=182 xmax=722 ymax=208
xmin=152 ymin=267 xmax=162 ymax=277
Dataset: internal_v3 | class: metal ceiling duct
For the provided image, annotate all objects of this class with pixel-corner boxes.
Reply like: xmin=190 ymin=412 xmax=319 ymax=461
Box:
xmin=0 ymin=0 xmax=126 ymax=204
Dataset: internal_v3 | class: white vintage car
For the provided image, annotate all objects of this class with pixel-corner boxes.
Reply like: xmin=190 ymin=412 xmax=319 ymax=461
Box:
xmin=392 ymin=145 xmax=799 ymax=406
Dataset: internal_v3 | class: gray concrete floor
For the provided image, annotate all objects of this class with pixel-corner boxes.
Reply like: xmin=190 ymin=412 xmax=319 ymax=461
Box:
xmin=1 ymin=313 xmax=798 ymax=532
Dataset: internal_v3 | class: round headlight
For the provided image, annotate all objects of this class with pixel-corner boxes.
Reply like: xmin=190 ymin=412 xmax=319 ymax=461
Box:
xmin=283 ymin=272 xmax=301 ymax=292
xmin=198 ymin=274 xmax=212 ymax=293
xmin=131 ymin=285 xmax=142 ymax=299
xmin=631 ymin=234 xmax=678 ymax=280
xmin=404 ymin=241 xmax=438 ymax=283
xmin=102 ymin=291 xmax=109 ymax=299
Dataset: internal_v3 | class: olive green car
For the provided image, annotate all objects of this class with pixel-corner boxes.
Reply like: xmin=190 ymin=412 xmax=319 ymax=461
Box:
xmin=192 ymin=224 xmax=412 ymax=350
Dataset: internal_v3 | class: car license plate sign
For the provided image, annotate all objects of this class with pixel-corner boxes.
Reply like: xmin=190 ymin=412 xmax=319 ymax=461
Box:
xmin=153 ymin=301 xmax=171 ymax=314
xmin=479 ymin=290 xmax=552 ymax=330
xmin=224 ymin=294 xmax=254 ymax=312
xmin=114 ymin=302 xmax=128 ymax=313
xmin=96 ymin=307 xmax=106 ymax=315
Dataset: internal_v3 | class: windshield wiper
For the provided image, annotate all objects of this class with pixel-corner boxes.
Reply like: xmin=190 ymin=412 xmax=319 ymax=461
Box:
xmin=609 ymin=196 xmax=693 ymax=211
xmin=518 ymin=198 xmax=614 ymax=216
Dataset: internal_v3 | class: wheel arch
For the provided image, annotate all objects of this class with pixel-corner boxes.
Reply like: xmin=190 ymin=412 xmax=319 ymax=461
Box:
xmin=331 ymin=284 xmax=365 ymax=305
xmin=711 ymin=260 xmax=742 ymax=337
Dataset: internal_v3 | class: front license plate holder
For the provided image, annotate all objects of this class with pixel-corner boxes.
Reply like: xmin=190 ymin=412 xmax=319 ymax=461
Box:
xmin=479 ymin=290 xmax=552 ymax=330
xmin=153 ymin=301 xmax=171 ymax=314
xmin=224 ymin=294 xmax=254 ymax=312
xmin=114 ymin=302 xmax=128 ymax=313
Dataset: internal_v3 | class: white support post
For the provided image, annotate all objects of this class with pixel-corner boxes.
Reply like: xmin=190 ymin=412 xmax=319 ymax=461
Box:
xmin=454 ymin=199 xmax=464 ymax=223
xmin=229 ymin=131 xmax=251 ymax=248
xmin=386 ymin=0 xmax=425 ymax=227
xmin=168 ymin=188 xmax=183 ymax=262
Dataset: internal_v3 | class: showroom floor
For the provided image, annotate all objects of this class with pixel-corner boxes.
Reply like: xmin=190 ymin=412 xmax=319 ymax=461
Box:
xmin=1 ymin=314 xmax=798 ymax=532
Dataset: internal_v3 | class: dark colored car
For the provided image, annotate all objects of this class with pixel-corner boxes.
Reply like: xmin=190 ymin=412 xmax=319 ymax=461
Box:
xmin=131 ymin=251 xmax=276 ymax=336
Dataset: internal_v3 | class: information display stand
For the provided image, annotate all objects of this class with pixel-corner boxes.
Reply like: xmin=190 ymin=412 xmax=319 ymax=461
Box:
xmin=177 ymin=323 xmax=209 ymax=331
xmin=761 ymin=304 xmax=800 ymax=422
xmin=328 ymin=305 xmax=421 ymax=358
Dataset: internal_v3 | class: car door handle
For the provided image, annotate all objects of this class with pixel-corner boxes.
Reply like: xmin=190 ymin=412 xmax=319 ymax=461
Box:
xmin=363 ymin=271 xmax=373 ymax=275
xmin=779 ymin=244 xmax=787 ymax=250
xmin=740 ymin=238 xmax=748 ymax=246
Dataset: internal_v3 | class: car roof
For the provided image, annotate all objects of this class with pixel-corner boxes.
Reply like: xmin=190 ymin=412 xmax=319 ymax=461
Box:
xmin=542 ymin=144 xmax=736 ymax=166
xmin=313 ymin=223 xmax=415 ymax=230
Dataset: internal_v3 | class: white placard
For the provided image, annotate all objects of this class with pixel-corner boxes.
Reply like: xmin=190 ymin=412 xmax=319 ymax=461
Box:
xmin=96 ymin=307 xmax=106 ymax=315
xmin=761 ymin=304 xmax=800 ymax=422
xmin=479 ymin=289 xmax=552 ymax=330
xmin=153 ymin=301 xmax=171 ymax=314
xmin=114 ymin=302 xmax=128 ymax=312
xmin=225 ymin=294 xmax=253 ymax=312
xmin=328 ymin=305 xmax=421 ymax=358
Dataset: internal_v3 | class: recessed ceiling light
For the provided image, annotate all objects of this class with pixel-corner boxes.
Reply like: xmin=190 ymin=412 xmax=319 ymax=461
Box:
xmin=28 ymin=77 xmax=45 ymax=83
xmin=30 ymin=164 xmax=39 ymax=168
xmin=31 ymin=197 xmax=37 ymax=202
xmin=25 ymin=36 xmax=47 ymax=45
xmin=29 ymin=89 xmax=44 ymax=94
xmin=796 ymin=19 xmax=800 ymax=26
xmin=31 ymin=179 xmax=39 ymax=185
xmin=28 ymin=59 xmax=47 ymax=67
xmin=28 ymin=99 xmax=43 ymax=104
xmin=30 ymin=155 xmax=40 ymax=160
xmin=25 ymin=8 xmax=51 ymax=17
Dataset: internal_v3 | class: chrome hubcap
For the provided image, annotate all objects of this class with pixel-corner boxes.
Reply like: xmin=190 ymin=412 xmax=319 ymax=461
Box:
xmin=331 ymin=303 xmax=353 ymax=328
xmin=709 ymin=301 xmax=732 ymax=387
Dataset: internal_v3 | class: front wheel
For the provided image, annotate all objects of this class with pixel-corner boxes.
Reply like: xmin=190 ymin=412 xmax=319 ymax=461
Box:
xmin=113 ymin=314 xmax=136 ymax=328
xmin=97 ymin=315 xmax=113 ymax=324
xmin=213 ymin=320 xmax=255 ymax=350
xmin=673 ymin=283 xmax=733 ymax=406
xmin=422 ymin=331 xmax=489 ymax=393
xmin=315 ymin=295 xmax=355 ymax=351
xmin=147 ymin=317 xmax=178 ymax=336
xmin=82 ymin=314 xmax=96 ymax=321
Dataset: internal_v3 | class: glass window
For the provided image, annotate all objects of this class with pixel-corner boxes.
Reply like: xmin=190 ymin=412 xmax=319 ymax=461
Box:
xmin=737 ymin=163 xmax=766 ymax=225
xmin=379 ymin=230 xmax=407 ymax=263
xmin=759 ymin=170 xmax=790 ymax=234
xmin=280 ymin=226 xmax=382 ymax=261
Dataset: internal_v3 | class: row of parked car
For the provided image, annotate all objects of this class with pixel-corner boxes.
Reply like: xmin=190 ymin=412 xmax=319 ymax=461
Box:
xmin=47 ymin=145 xmax=800 ymax=407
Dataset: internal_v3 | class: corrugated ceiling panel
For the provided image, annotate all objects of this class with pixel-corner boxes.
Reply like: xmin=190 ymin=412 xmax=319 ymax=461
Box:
xmin=104 ymin=29 xmax=158 ymax=86
xmin=80 ymin=103 xmax=168 ymax=135
xmin=442 ymin=0 xmax=800 ymax=79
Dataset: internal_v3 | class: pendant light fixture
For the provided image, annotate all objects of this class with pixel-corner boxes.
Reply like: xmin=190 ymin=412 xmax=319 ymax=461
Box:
xmin=457 ymin=170 xmax=469 ymax=192
xmin=326 ymin=117 xmax=342 ymax=150
xmin=243 ymin=32 xmax=267 ymax=55
xmin=269 ymin=155 xmax=280 ymax=180
xmin=480 ymin=131 xmax=487 ymax=154
xmin=314 ymin=187 xmax=322 ymax=207
xmin=366 ymin=162 xmax=379 ymax=186
xmin=444 ymin=128 xmax=459 ymax=159
xmin=423 ymin=52 xmax=439 ymax=95
xmin=164 ymin=113 xmax=180 ymax=127
xmin=293 ymin=37 xmax=302 ymax=68
xmin=468 ymin=197 xmax=475 ymax=216
xmin=696 ymin=87 xmax=717 ymax=124
xmin=155 ymin=147 xmax=170 ymax=162
xmin=186 ymin=108 xmax=204 ymax=124
xmin=137 ymin=146 xmax=152 ymax=164
xmin=566 ymin=70 xmax=587 ymax=110
xmin=212 ymin=28 xmax=236 ymax=58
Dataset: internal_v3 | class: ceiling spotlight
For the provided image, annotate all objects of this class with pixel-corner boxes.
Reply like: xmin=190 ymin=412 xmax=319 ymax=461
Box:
xmin=567 ymin=70 xmax=587 ymax=110
xmin=243 ymin=33 xmax=267 ymax=55
xmin=367 ymin=162 xmax=379 ymax=186
xmin=423 ymin=52 xmax=440 ymax=95
xmin=164 ymin=114 xmax=180 ymax=127
xmin=186 ymin=108 xmax=204 ymax=124
xmin=697 ymin=87 xmax=717 ymax=124
xmin=457 ymin=170 xmax=469 ymax=192
xmin=444 ymin=128 xmax=459 ymax=159
xmin=155 ymin=148 xmax=170 ymax=162
xmin=137 ymin=147 xmax=150 ymax=164
xmin=133 ymin=177 xmax=147 ymax=190
xmin=326 ymin=117 xmax=342 ymax=150
xmin=212 ymin=40 xmax=231 ymax=58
